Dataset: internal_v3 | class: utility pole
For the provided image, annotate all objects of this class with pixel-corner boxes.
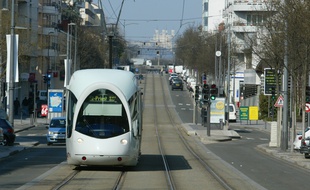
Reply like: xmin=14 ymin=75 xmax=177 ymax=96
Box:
xmin=281 ymin=2 xmax=289 ymax=151
xmin=226 ymin=13 xmax=231 ymax=127
xmin=8 ymin=0 xmax=15 ymax=126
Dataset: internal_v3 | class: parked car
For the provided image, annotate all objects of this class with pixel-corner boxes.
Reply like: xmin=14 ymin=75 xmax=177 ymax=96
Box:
xmin=169 ymin=73 xmax=178 ymax=81
xmin=0 ymin=127 xmax=3 ymax=144
xmin=0 ymin=108 xmax=8 ymax=119
xmin=171 ymin=78 xmax=183 ymax=91
xmin=0 ymin=119 xmax=16 ymax=146
xmin=186 ymin=77 xmax=196 ymax=92
xmin=46 ymin=117 xmax=66 ymax=145
xmin=299 ymin=137 xmax=310 ymax=158
xmin=293 ymin=127 xmax=310 ymax=150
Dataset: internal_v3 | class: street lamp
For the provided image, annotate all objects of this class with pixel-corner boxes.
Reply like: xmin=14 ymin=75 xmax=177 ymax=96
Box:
xmin=65 ymin=23 xmax=76 ymax=87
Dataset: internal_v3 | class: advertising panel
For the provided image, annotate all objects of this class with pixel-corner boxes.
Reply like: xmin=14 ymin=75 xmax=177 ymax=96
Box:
xmin=48 ymin=89 xmax=64 ymax=113
xmin=210 ymin=98 xmax=225 ymax=124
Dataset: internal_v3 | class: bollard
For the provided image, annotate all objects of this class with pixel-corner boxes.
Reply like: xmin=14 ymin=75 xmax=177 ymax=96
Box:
xmin=30 ymin=113 xmax=34 ymax=125
xmin=220 ymin=119 xmax=224 ymax=130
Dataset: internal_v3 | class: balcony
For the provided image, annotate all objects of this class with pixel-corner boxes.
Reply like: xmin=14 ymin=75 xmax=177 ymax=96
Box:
xmin=38 ymin=3 xmax=60 ymax=15
xmin=233 ymin=0 xmax=267 ymax=11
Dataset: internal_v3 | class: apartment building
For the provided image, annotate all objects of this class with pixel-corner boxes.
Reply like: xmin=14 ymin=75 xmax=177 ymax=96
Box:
xmin=223 ymin=0 xmax=268 ymax=105
xmin=202 ymin=0 xmax=225 ymax=32
xmin=2 ymin=0 xmax=103 ymax=107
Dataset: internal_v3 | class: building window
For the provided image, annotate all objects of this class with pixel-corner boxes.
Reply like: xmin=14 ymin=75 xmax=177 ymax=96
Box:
xmin=246 ymin=14 xmax=264 ymax=26
xmin=204 ymin=2 xmax=208 ymax=12
xmin=204 ymin=17 xmax=208 ymax=27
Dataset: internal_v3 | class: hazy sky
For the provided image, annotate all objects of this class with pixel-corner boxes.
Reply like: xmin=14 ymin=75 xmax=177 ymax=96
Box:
xmin=100 ymin=0 xmax=202 ymax=42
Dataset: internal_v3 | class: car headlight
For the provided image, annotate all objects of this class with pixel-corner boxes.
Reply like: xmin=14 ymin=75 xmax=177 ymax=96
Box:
xmin=48 ymin=131 xmax=54 ymax=135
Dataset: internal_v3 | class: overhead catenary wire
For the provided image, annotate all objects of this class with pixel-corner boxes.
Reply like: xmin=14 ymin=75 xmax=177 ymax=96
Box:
xmin=102 ymin=0 xmax=200 ymax=40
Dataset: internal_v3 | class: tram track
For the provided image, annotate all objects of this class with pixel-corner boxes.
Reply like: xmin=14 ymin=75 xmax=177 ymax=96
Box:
xmin=152 ymin=74 xmax=177 ymax=190
xmin=160 ymin=75 xmax=233 ymax=190
xmin=50 ymin=166 xmax=127 ymax=190
xmin=150 ymin=73 xmax=232 ymax=190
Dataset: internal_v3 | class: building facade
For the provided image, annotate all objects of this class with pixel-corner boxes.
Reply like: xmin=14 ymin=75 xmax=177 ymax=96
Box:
xmin=202 ymin=0 xmax=225 ymax=32
xmin=223 ymin=0 xmax=269 ymax=105
xmin=1 ymin=0 xmax=103 ymax=110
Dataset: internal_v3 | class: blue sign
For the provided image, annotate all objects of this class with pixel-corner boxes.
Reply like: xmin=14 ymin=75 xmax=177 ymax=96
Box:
xmin=48 ymin=90 xmax=63 ymax=113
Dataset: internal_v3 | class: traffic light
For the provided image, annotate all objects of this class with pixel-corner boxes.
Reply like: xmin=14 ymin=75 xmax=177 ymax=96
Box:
xmin=202 ymin=84 xmax=210 ymax=101
xmin=271 ymin=88 xmax=276 ymax=101
xmin=43 ymin=75 xmax=47 ymax=83
xmin=306 ymin=86 xmax=310 ymax=102
xmin=47 ymin=74 xmax=51 ymax=86
xmin=210 ymin=84 xmax=218 ymax=100
xmin=194 ymin=85 xmax=199 ymax=101
xmin=156 ymin=51 xmax=159 ymax=55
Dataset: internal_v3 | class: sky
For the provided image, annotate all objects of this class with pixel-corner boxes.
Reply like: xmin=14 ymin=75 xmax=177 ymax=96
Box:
xmin=99 ymin=0 xmax=202 ymax=42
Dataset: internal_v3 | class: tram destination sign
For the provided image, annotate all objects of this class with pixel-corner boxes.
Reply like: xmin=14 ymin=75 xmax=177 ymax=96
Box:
xmin=264 ymin=68 xmax=277 ymax=95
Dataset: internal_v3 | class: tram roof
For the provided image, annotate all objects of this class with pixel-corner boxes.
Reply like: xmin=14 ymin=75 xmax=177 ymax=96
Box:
xmin=68 ymin=69 xmax=138 ymax=100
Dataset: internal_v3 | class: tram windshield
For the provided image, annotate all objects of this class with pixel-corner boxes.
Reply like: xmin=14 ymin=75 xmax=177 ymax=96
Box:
xmin=75 ymin=89 xmax=129 ymax=138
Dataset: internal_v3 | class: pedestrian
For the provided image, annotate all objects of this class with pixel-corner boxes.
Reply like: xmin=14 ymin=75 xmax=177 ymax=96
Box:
xmin=22 ymin=97 xmax=29 ymax=115
xmin=14 ymin=98 xmax=20 ymax=115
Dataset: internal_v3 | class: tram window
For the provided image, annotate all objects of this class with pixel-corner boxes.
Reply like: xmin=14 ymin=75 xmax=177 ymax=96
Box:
xmin=75 ymin=89 xmax=129 ymax=138
xmin=67 ymin=91 xmax=77 ymax=138
xmin=129 ymin=93 xmax=138 ymax=120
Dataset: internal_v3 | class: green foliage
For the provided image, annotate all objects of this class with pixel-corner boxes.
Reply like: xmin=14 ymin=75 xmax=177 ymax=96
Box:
xmin=259 ymin=93 xmax=277 ymax=120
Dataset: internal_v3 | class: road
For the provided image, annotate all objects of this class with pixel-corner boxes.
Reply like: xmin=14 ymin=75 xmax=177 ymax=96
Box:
xmin=0 ymin=124 xmax=66 ymax=189
xmin=1 ymin=71 xmax=310 ymax=189
xmin=168 ymin=75 xmax=310 ymax=190
xmin=205 ymin=128 xmax=310 ymax=190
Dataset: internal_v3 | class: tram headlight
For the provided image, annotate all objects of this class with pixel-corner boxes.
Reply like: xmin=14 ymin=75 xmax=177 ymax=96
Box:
xmin=77 ymin=138 xmax=84 ymax=143
xmin=120 ymin=139 xmax=128 ymax=145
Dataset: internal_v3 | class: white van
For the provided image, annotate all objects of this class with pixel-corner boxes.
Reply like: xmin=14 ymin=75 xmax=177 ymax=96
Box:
xmin=226 ymin=104 xmax=237 ymax=122
xmin=37 ymin=90 xmax=47 ymax=101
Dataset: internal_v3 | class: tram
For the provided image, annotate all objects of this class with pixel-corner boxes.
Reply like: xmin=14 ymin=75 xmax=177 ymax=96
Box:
xmin=66 ymin=69 xmax=143 ymax=166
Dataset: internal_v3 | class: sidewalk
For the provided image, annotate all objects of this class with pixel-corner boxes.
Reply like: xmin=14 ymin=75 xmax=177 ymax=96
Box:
xmin=0 ymin=116 xmax=48 ymax=159
xmin=183 ymin=119 xmax=310 ymax=170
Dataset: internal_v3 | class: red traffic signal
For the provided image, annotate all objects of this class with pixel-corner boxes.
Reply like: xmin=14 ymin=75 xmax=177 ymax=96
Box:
xmin=210 ymin=84 xmax=218 ymax=95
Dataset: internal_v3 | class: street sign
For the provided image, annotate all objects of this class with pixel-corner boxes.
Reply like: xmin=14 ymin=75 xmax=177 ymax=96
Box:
xmin=239 ymin=106 xmax=249 ymax=120
xmin=274 ymin=95 xmax=284 ymax=107
xmin=306 ymin=103 xmax=310 ymax=113
xmin=264 ymin=68 xmax=277 ymax=95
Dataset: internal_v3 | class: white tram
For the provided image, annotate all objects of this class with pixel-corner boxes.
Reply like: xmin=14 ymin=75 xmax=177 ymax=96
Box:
xmin=66 ymin=69 xmax=142 ymax=166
